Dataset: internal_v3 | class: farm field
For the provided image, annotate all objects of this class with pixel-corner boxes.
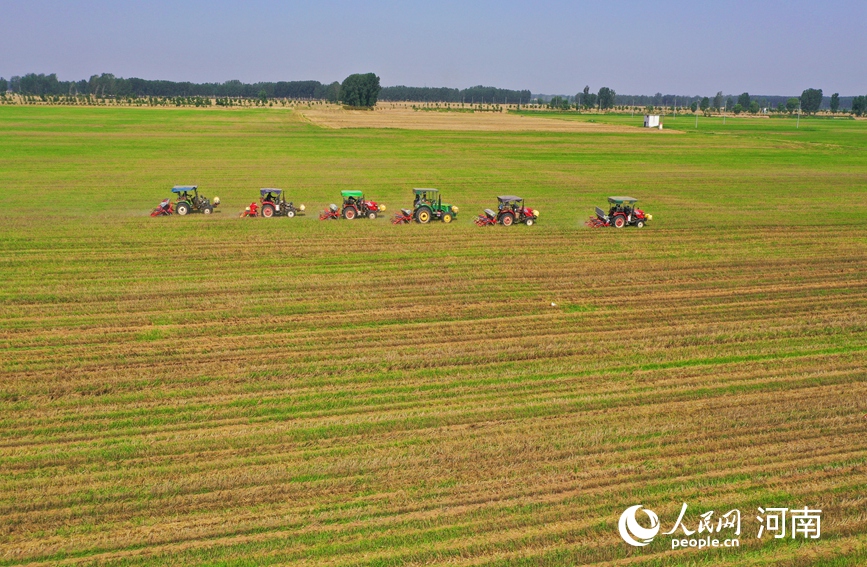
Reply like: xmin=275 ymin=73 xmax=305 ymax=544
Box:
xmin=1 ymin=105 xmax=866 ymax=566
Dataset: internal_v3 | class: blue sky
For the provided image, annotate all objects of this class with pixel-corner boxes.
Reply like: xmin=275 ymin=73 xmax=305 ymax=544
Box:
xmin=3 ymin=0 xmax=865 ymax=96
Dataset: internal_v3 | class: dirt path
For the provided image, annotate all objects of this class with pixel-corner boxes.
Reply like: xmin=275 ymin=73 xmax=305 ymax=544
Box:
xmin=298 ymin=106 xmax=670 ymax=133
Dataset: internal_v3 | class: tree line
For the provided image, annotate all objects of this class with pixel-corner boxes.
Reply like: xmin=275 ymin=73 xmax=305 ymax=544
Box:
xmin=2 ymin=73 xmax=864 ymax=114
xmin=0 ymin=73 xmax=341 ymax=101
xmin=611 ymin=90 xmax=860 ymax=113
xmin=377 ymin=85 xmax=532 ymax=104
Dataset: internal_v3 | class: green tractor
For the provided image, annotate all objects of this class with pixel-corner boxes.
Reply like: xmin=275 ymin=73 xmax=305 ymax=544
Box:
xmin=172 ymin=186 xmax=220 ymax=215
xmin=411 ymin=188 xmax=458 ymax=224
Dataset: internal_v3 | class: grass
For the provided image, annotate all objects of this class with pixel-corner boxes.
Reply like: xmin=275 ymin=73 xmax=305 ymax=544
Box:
xmin=0 ymin=105 xmax=865 ymax=566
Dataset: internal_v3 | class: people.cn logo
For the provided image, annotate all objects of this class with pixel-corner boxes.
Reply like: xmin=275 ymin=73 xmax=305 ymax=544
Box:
xmin=618 ymin=505 xmax=661 ymax=546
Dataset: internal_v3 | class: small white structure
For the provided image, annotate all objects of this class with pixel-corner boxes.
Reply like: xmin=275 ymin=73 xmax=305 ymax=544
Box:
xmin=644 ymin=115 xmax=662 ymax=129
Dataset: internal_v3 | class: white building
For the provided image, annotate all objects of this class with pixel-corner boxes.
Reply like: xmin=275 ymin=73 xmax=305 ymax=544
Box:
xmin=644 ymin=115 xmax=661 ymax=128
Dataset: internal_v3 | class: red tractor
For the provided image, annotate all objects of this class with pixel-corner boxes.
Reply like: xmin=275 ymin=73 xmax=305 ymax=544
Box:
xmin=320 ymin=190 xmax=385 ymax=220
xmin=258 ymin=188 xmax=305 ymax=218
xmin=475 ymin=196 xmax=540 ymax=226
xmin=587 ymin=196 xmax=652 ymax=228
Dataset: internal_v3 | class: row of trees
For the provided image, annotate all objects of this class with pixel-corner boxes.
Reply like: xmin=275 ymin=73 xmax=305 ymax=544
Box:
xmin=543 ymin=86 xmax=617 ymax=110
xmin=379 ymin=85 xmax=531 ymax=104
xmin=0 ymin=73 xmax=341 ymax=101
xmin=2 ymin=74 xmax=864 ymax=114
xmin=632 ymin=90 xmax=861 ymax=114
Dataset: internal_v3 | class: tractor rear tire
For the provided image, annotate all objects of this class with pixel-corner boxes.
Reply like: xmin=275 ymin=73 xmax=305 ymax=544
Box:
xmin=526 ymin=218 xmax=534 ymax=226
xmin=176 ymin=203 xmax=189 ymax=216
xmin=415 ymin=207 xmax=432 ymax=224
xmin=261 ymin=204 xmax=275 ymax=218
xmin=286 ymin=210 xmax=295 ymax=218
xmin=368 ymin=211 xmax=377 ymax=220
xmin=442 ymin=213 xmax=453 ymax=223
xmin=501 ymin=213 xmax=515 ymax=226
xmin=613 ymin=216 xmax=626 ymax=228
xmin=344 ymin=207 xmax=356 ymax=220
xmin=636 ymin=220 xmax=645 ymax=228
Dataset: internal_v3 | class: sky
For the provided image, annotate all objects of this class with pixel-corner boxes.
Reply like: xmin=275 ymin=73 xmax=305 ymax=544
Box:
xmin=3 ymin=0 xmax=866 ymax=96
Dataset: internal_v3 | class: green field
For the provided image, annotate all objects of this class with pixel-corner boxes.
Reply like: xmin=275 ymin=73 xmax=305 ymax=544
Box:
xmin=1 ymin=106 xmax=865 ymax=566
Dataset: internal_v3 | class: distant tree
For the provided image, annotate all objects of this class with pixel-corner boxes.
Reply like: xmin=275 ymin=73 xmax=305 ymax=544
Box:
xmin=852 ymin=95 xmax=866 ymax=116
xmin=800 ymin=88 xmax=822 ymax=114
xmin=733 ymin=104 xmax=744 ymax=114
xmin=713 ymin=91 xmax=723 ymax=111
xmin=700 ymin=97 xmax=710 ymax=113
xmin=548 ymin=95 xmax=565 ymax=109
xmin=597 ymin=87 xmax=615 ymax=110
xmin=777 ymin=102 xmax=786 ymax=112
xmin=726 ymin=96 xmax=734 ymax=110
xmin=0 ymin=77 xmax=6 ymax=93
xmin=786 ymin=97 xmax=800 ymax=113
xmin=258 ymin=89 xmax=268 ymax=103
xmin=830 ymin=93 xmax=840 ymax=113
xmin=690 ymin=101 xmax=698 ymax=112
xmin=340 ymin=73 xmax=381 ymax=107
xmin=737 ymin=92 xmax=750 ymax=109
xmin=749 ymin=101 xmax=759 ymax=114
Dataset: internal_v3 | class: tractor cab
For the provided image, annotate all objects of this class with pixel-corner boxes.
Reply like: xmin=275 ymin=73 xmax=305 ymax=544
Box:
xmin=261 ymin=188 xmax=282 ymax=204
xmin=172 ymin=185 xmax=198 ymax=203
xmin=497 ymin=195 xmax=524 ymax=213
xmin=413 ymin=188 xmax=438 ymax=207
xmin=607 ymin=196 xmax=638 ymax=217
xmin=342 ymin=190 xmax=364 ymax=207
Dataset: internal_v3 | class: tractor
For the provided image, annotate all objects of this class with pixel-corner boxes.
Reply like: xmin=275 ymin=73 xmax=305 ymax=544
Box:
xmin=258 ymin=188 xmax=305 ymax=218
xmin=172 ymin=186 xmax=220 ymax=215
xmin=410 ymin=188 xmax=458 ymax=224
xmin=475 ymin=196 xmax=539 ymax=226
xmin=320 ymin=190 xmax=385 ymax=220
xmin=586 ymin=196 xmax=652 ymax=228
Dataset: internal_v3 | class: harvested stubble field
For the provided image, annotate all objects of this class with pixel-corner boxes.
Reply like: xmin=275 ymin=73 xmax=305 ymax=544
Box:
xmin=0 ymin=106 xmax=866 ymax=567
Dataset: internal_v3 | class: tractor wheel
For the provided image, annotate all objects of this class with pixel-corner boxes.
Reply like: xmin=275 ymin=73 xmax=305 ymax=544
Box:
xmin=261 ymin=204 xmax=275 ymax=218
xmin=442 ymin=213 xmax=453 ymax=223
xmin=176 ymin=202 xmax=189 ymax=216
xmin=286 ymin=210 xmax=295 ymax=218
xmin=500 ymin=213 xmax=515 ymax=226
xmin=415 ymin=206 xmax=432 ymax=224
xmin=203 ymin=207 xmax=213 ymax=215
xmin=636 ymin=220 xmax=645 ymax=228
xmin=343 ymin=207 xmax=356 ymax=220
xmin=526 ymin=218 xmax=534 ymax=226
xmin=613 ymin=216 xmax=626 ymax=228
xmin=367 ymin=211 xmax=377 ymax=220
